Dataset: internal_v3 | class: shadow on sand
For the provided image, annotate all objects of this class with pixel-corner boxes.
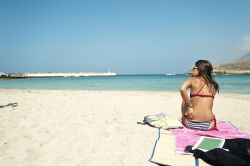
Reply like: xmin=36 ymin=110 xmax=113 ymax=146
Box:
xmin=0 ymin=102 xmax=18 ymax=108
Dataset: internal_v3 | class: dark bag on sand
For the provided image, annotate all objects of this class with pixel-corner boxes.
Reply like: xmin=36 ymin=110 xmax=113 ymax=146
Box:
xmin=185 ymin=138 xmax=250 ymax=166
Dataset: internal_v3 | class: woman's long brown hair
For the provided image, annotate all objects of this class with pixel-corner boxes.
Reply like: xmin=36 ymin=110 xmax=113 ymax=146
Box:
xmin=195 ymin=60 xmax=219 ymax=93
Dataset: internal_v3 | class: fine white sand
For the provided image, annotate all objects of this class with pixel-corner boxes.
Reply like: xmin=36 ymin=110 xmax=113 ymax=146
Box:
xmin=0 ymin=89 xmax=250 ymax=166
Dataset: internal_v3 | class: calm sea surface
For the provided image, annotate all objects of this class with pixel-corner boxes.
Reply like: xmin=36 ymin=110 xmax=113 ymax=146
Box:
xmin=0 ymin=74 xmax=250 ymax=94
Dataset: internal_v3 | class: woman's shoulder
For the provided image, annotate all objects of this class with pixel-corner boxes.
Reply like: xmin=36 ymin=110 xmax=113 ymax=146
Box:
xmin=188 ymin=77 xmax=205 ymax=88
xmin=184 ymin=76 xmax=193 ymax=83
xmin=183 ymin=76 xmax=203 ymax=86
xmin=187 ymin=76 xmax=199 ymax=82
xmin=190 ymin=76 xmax=204 ymax=82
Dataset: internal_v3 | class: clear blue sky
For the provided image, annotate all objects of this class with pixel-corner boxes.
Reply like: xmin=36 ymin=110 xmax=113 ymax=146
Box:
xmin=1 ymin=0 xmax=250 ymax=74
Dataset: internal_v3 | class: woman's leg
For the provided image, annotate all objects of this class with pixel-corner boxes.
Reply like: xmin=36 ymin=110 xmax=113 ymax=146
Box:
xmin=207 ymin=118 xmax=216 ymax=130
xmin=181 ymin=101 xmax=190 ymax=128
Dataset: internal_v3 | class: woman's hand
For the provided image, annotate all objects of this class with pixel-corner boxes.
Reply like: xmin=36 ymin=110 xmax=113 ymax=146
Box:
xmin=185 ymin=108 xmax=196 ymax=120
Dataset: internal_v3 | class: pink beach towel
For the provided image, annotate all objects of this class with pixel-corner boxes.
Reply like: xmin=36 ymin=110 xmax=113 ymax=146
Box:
xmin=172 ymin=121 xmax=250 ymax=154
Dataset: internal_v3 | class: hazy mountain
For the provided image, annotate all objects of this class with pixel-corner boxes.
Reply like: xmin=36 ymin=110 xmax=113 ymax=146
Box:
xmin=238 ymin=52 xmax=250 ymax=61
xmin=214 ymin=52 xmax=250 ymax=74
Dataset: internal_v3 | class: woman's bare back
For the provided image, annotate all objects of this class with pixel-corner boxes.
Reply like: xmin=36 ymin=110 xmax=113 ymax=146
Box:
xmin=190 ymin=77 xmax=216 ymax=121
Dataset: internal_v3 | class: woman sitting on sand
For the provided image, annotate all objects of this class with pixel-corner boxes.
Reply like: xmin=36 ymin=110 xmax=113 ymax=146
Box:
xmin=180 ymin=60 xmax=219 ymax=131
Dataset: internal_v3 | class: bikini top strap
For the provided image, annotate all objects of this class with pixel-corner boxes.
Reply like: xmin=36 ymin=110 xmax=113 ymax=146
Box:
xmin=195 ymin=83 xmax=206 ymax=95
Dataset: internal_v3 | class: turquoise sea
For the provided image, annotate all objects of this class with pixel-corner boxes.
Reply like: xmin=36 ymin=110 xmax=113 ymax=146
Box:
xmin=0 ymin=74 xmax=250 ymax=94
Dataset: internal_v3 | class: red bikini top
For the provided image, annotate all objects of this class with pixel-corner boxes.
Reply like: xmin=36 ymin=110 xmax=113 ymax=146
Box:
xmin=190 ymin=83 xmax=214 ymax=99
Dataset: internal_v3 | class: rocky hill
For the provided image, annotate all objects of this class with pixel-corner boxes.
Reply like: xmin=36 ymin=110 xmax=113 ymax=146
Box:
xmin=214 ymin=52 xmax=250 ymax=74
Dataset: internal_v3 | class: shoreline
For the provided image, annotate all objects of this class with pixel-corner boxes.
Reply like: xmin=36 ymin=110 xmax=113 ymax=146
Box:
xmin=1 ymin=88 xmax=250 ymax=96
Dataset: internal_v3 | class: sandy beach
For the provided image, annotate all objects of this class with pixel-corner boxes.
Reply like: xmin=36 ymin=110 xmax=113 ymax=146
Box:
xmin=0 ymin=89 xmax=250 ymax=166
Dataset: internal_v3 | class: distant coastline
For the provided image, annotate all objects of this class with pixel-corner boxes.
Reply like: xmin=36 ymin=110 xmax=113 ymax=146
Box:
xmin=213 ymin=69 xmax=250 ymax=74
xmin=213 ymin=52 xmax=250 ymax=74
xmin=0 ymin=72 xmax=117 ymax=79
xmin=188 ymin=69 xmax=250 ymax=75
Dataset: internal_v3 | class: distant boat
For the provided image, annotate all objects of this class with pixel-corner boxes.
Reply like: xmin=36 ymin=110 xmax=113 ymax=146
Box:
xmin=165 ymin=73 xmax=176 ymax=76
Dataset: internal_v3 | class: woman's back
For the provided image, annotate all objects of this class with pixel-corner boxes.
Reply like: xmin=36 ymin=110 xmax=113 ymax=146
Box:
xmin=190 ymin=77 xmax=216 ymax=121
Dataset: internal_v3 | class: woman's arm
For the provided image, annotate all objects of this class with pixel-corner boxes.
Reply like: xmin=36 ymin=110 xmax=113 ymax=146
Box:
xmin=180 ymin=78 xmax=196 ymax=120
xmin=180 ymin=78 xmax=192 ymax=104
